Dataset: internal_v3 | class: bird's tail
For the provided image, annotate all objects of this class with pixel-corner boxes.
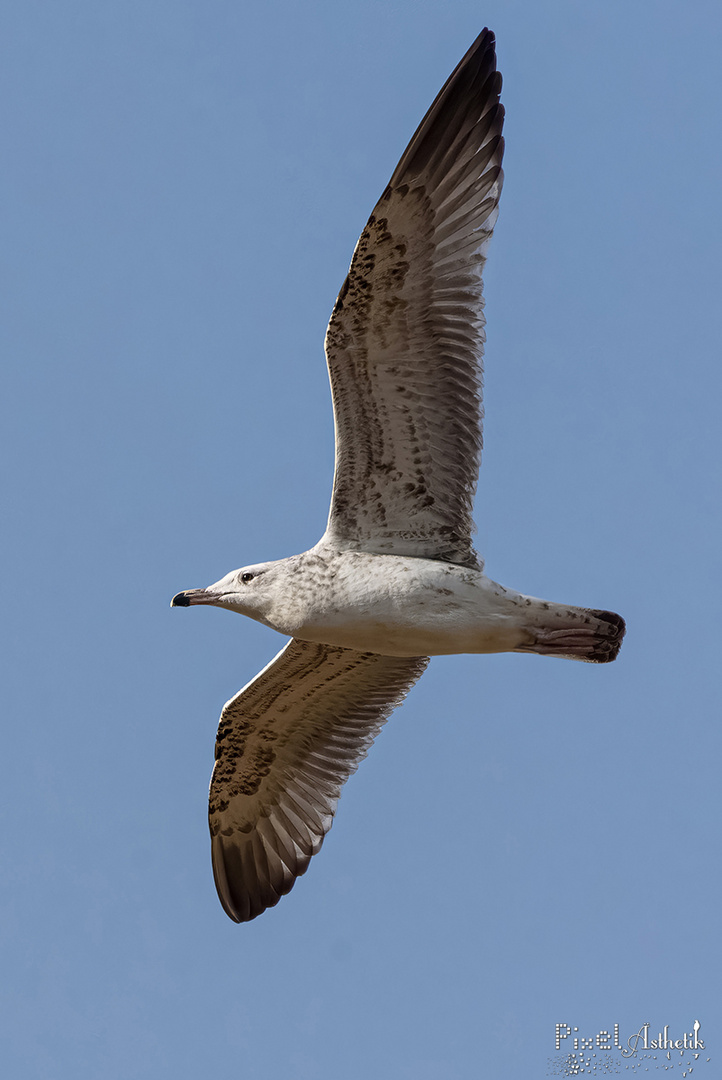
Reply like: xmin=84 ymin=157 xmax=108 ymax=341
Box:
xmin=514 ymin=605 xmax=626 ymax=664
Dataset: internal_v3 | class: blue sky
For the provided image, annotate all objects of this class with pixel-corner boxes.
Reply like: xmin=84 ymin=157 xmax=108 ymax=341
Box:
xmin=2 ymin=1 xmax=721 ymax=1076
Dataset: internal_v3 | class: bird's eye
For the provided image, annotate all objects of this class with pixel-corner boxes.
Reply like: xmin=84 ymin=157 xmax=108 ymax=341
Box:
xmin=241 ymin=572 xmax=255 ymax=584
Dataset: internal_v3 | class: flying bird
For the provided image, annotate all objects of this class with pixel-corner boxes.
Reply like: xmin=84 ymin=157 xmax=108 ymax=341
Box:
xmin=172 ymin=29 xmax=625 ymax=923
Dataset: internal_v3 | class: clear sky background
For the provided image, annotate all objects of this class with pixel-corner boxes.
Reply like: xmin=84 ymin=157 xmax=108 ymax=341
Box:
xmin=2 ymin=1 xmax=721 ymax=1077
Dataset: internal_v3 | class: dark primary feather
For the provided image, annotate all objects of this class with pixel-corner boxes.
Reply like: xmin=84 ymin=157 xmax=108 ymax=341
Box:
xmin=324 ymin=29 xmax=505 ymax=568
xmin=210 ymin=639 xmax=428 ymax=922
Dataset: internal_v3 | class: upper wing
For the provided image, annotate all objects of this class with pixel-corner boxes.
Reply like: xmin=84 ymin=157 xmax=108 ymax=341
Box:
xmin=209 ymin=638 xmax=429 ymax=922
xmin=323 ymin=30 xmax=505 ymax=569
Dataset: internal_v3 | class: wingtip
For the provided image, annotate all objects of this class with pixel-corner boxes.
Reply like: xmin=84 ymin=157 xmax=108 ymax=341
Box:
xmin=387 ymin=28 xmax=503 ymax=191
xmin=211 ymin=830 xmax=304 ymax=923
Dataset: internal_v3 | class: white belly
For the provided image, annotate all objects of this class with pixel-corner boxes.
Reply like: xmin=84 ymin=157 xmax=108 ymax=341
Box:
xmin=284 ymin=552 xmax=537 ymax=657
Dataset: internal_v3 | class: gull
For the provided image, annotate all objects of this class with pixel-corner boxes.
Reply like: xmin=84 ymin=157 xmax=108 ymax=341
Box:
xmin=171 ymin=29 xmax=625 ymax=923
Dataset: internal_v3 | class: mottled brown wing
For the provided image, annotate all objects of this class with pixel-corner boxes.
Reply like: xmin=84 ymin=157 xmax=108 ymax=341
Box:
xmin=209 ymin=638 xmax=429 ymax=922
xmin=323 ymin=29 xmax=505 ymax=569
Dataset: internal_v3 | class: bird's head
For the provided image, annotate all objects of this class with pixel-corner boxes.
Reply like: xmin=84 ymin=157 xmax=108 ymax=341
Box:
xmin=171 ymin=562 xmax=279 ymax=622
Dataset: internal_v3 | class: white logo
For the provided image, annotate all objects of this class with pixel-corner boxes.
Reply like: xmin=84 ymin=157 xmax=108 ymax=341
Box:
xmin=548 ymin=1020 xmax=709 ymax=1076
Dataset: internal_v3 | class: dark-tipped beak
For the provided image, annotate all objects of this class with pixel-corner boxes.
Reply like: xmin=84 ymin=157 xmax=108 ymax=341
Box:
xmin=170 ymin=589 xmax=215 ymax=608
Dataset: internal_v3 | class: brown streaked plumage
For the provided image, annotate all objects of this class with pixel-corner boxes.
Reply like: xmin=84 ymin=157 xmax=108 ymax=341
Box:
xmin=324 ymin=31 xmax=504 ymax=568
xmin=210 ymin=640 xmax=428 ymax=923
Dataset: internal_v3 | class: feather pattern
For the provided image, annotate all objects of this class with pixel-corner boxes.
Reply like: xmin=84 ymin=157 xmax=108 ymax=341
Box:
xmin=323 ymin=29 xmax=504 ymax=569
xmin=210 ymin=638 xmax=428 ymax=922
